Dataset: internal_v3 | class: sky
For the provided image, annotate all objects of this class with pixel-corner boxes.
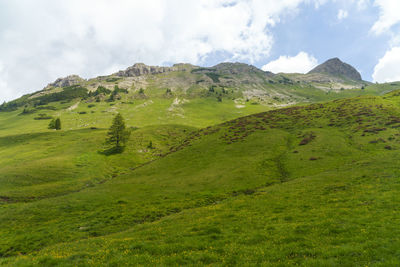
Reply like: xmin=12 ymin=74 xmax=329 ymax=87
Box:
xmin=1 ymin=0 xmax=400 ymax=102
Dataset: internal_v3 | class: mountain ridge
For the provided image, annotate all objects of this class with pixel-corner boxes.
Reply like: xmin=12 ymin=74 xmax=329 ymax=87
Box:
xmin=42 ymin=57 xmax=364 ymax=92
xmin=0 ymin=57 xmax=385 ymax=116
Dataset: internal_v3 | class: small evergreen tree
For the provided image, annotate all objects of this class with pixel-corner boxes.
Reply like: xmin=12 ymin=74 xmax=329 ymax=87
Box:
xmin=48 ymin=119 xmax=56 ymax=129
xmin=55 ymin=118 xmax=61 ymax=130
xmin=106 ymin=113 xmax=130 ymax=148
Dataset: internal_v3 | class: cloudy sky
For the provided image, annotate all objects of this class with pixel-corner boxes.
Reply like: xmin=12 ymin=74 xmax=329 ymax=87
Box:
xmin=0 ymin=0 xmax=400 ymax=102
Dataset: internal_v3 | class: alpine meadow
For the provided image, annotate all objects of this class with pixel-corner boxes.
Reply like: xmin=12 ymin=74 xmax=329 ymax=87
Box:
xmin=1 ymin=1 xmax=400 ymax=266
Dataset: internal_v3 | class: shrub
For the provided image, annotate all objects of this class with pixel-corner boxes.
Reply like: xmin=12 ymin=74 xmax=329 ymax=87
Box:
xmin=147 ymin=141 xmax=153 ymax=149
xmin=299 ymin=132 xmax=316 ymax=145
xmin=34 ymin=113 xmax=53 ymax=120
xmin=105 ymin=77 xmax=121 ymax=83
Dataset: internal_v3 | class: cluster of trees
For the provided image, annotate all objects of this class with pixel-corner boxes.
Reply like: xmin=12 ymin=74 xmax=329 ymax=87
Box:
xmin=0 ymin=86 xmax=88 ymax=112
xmin=88 ymin=86 xmax=111 ymax=97
xmin=0 ymin=94 xmax=31 ymax=112
xmin=108 ymin=85 xmax=128 ymax=102
xmin=48 ymin=118 xmax=61 ymax=130
xmin=35 ymin=85 xmax=88 ymax=105
xmin=88 ymin=85 xmax=129 ymax=102
xmin=208 ymin=85 xmax=230 ymax=102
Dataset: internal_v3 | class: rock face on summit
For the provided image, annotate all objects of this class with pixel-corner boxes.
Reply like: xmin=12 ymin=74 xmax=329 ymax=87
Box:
xmin=46 ymin=75 xmax=85 ymax=89
xmin=308 ymin=58 xmax=362 ymax=81
xmin=213 ymin=62 xmax=272 ymax=75
xmin=116 ymin=63 xmax=176 ymax=77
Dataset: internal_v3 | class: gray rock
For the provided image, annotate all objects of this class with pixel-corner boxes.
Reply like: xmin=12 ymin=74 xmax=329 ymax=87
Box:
xmin=116 ymin=63 xmax=176 ymax=77
xmin=308 ymin=58 xmax=362 ymax=81
xmin=46 ymin=75 xmax=85 ymax=88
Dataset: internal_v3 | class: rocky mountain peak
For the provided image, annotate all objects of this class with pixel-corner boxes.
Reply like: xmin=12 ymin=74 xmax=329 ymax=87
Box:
xmin=212 ymin=62 xmax=272 ymax=76
xmin=308 ymin=58 xmax=362 ymax=81
xmin=115 ymin=63 xmax=176 ymax=77
xmin=45 ymin=75 xmax=85 ymax=89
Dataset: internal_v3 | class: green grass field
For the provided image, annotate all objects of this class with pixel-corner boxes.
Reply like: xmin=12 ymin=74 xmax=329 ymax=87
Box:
xmin=1 ymin=87 xmax=400 ymax=265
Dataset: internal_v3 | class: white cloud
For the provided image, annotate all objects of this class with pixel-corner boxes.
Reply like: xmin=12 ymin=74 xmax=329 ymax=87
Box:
xmin=371 ymin=0 xmax=400 ymax=35
xmin=356 ymin=0 xmax=369 ymax=10
xmin=372 ymin=46 xmax=400 ymax=82
xmin=313 ymin=0 xmax=329 ymax=9
xmin=0 ymin=0 xmax=322 ymax=102
xmin=337 ymin=9 xmax=348 ymax=20
xmin=261 ymin=52 xmax=318 ymax=74
xmin=0 ymin=62 xmax=13 ymax=103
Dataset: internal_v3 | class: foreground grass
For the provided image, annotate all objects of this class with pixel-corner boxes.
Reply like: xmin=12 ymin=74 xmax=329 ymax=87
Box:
xmin=1 ymin=92 xmax=400 ymax=265
xmin=6 ymin=159 xmax=399 ymax=266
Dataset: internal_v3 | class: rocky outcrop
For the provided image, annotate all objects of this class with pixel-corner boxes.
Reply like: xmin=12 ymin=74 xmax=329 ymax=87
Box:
xmin=45 ymin=75 xmax=85 ymax=89
xmin=213 ymin=62 xmax=273 ymax=76
xmin=116 ymin=63 xmax=176 ymax=77
xmin=308 ymin=58 xmax=362 ymax=81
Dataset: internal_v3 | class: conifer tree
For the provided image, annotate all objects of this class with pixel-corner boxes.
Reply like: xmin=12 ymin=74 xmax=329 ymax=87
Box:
xmin=48 ymin=119 xmax=56 ymax=129
xmin=55 ymin=118 xmax=61 ymax=130
xmin=106 ymin=113 xmax=130 ymax=148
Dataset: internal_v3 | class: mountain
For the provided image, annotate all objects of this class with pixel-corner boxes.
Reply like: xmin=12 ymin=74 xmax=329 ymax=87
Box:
xmin=0 ymin=59 xmax=375 ymax=116
xmin=1 ymin=59 xmax=400 ymax=265
xmin=308 ymin=57 xmax=362 ymax=81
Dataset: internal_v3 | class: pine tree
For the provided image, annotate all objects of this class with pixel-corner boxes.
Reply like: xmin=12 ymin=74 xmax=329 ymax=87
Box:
xmin=106 ymin=113 xmax=130 ymax=148
xmin=55 ymin=118 xmax=61 ymax=130
xmin=48 ymin=119 xmax=56 ymax=129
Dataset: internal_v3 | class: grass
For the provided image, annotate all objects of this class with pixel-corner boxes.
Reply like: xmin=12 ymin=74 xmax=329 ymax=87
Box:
xmin=0 ymin=124 xmax=194 ymax=200
xmin=1 ymin=90 xmax=400 ymax=265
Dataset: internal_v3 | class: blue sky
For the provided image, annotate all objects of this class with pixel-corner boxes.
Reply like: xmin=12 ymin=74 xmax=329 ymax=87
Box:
xmin=262 ymin=1 xmax=389 ymax=80
xmin=1 ymin=0 xmax=400 ymax=102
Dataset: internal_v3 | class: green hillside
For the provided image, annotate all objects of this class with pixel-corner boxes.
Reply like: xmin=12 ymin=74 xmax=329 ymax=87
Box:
xmin=1 ymin=87 xmax=400 ymax=265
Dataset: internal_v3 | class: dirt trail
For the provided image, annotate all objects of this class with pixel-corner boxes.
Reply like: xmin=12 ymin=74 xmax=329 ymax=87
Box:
xmin=67 ymin=101 xmax=80 ymax=111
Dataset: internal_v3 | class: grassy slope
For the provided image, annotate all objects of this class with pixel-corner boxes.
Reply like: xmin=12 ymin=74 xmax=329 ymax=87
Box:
xmin=0 ymin=91 xmax=271 ymax=201
xmin=0 ymin=125 xmax=195 ymax=200
xmin=1 ymin=91 xmax=400 ymax=265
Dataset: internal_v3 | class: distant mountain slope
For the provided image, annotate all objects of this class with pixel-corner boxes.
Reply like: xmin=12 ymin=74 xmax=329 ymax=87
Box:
xmin=0 ymin=58 xmax=377 ymax=114
xmin=308 ymin=57 xmax=362 ymax=81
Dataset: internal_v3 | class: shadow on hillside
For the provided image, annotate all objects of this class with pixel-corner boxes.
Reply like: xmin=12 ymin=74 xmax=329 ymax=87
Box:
xmin=99 ymin=146 xmax=125 ymax=156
